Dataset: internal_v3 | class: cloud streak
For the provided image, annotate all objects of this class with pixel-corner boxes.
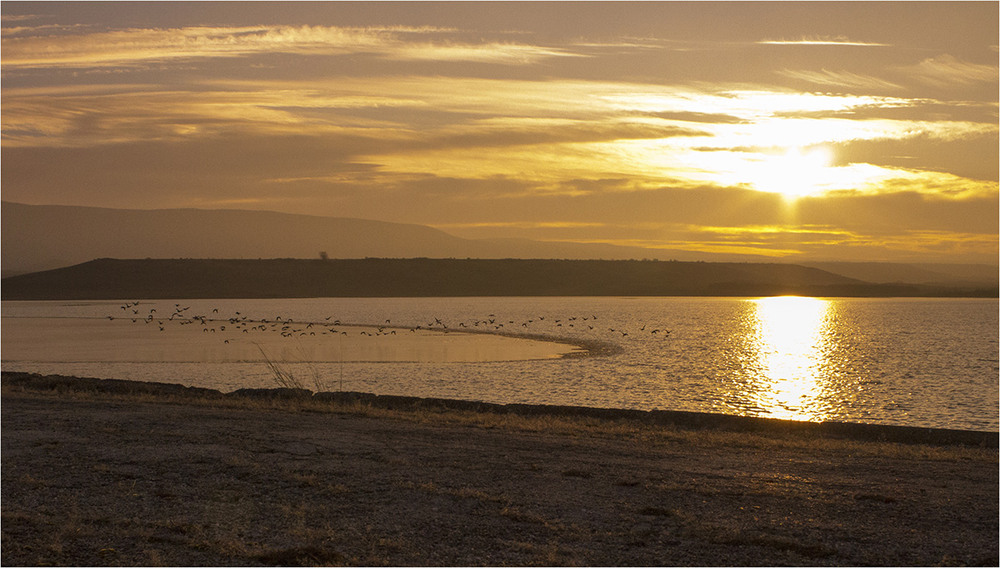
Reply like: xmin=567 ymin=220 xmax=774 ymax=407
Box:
xmin=1 ymin=24 xmax=580 ymax=69
xmin=777 ymin=69 xmax=903 ymax=91
xmin=3 ymin=74 xmax=994 ymax=206
xmin=901 ymin=54 xmax=999 ymax=87
xmin=756 ymin=36 xmax=890 ymax=47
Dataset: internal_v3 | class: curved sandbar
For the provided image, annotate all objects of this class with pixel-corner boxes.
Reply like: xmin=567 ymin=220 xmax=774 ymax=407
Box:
xmin=1 ymin=317 xmax=598 ymax=363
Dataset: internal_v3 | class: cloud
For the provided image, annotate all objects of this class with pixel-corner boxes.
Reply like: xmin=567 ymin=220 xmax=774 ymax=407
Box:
xmin=797 ymin=191 xmax=998 ymax=234
xmin=4 ymin=133 xmax=994 ymax=263
xmin=0 ymin=13 xmax=52 ymax=26
xmin=3 ymin=73 xmax=994 ymax=208
xmin=756 ymin=36 xmax=890 ymax=47
xmin=776 ymin=69 xmax=903 ymax=91
xmin=0 ymin=24 xmax=579 ymax=69
xmin=0 ymin=79 xmax=709 ymax=151
xmin=421 ymin=116 xmax=707 ymax=154
xmin=661 ymin=224 xmax=857 ymax=257
xmin=387 ymin=42 xmax=583 ymax=63
xmin=1 ymin=23 xmax=87 ymax=37
xmin=901 ymin=54 xmax=998 ymax=87
xmin=851 ymin=169 xmax=998 ymax=199
xmin=600 ymin=89 xmax=914 ymax=121
xmin=638 ymin=209 xmax=997 ymax=261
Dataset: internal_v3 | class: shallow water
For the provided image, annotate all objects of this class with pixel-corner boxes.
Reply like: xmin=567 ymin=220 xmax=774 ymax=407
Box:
xmin=2 ymin=297 xmax=997 ymax=431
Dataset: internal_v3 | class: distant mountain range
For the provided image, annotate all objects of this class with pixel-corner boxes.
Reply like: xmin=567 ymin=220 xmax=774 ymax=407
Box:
xmin=2 ymin=201 xmax=996 ymax=288
xmin=1 ymin=201 xmax=756 ymax=276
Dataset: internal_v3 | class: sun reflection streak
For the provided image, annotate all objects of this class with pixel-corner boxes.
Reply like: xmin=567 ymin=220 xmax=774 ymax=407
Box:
xmin=749 ymin=296 xmax=832 ymax=421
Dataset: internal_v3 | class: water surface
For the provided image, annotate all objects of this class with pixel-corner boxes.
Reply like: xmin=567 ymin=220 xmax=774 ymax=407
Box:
xmin=3 ymin=297 xmax=996 ymax=431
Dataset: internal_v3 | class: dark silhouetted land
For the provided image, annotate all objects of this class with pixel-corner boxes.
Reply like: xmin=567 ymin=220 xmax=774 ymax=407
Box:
xmin=3 ymin=258 xmax=996 ymax=300
xmin=1 ymin=201 xmax=761 ymax=275
xmin=5 ymin=203 xmax=997 ymax=289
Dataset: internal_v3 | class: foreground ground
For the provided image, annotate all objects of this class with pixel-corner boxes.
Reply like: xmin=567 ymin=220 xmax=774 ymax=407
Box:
xmin=2 ymin=381 xmax=997 ymax=566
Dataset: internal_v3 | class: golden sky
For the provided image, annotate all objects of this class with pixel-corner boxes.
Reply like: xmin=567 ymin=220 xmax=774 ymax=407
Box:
xmin=2 ymin=1 xmax=997 ymax=263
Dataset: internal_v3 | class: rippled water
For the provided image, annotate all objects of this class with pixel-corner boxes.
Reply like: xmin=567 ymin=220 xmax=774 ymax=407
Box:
xmin=2 ymin=297 xmax=997 ymax=431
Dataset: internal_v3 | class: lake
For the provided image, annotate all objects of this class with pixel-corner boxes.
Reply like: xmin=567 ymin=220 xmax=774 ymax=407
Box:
xmin=2 ymin=296 xmax=997 ymax=431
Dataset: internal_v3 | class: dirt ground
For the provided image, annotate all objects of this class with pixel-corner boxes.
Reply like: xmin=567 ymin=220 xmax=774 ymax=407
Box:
xmin=2 ymin=387 xmax=997 ymax=566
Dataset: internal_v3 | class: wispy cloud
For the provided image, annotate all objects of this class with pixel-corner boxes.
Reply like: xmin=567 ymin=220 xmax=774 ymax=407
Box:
xmin=388 ymin=42 xmax=583 ymax=63
xmin=2 ymin=25 xmax=995 ymax=219
xmin=655 ymin=223 xmax=998 ymax=260
xmin=599 ymin=90 xmax=913 ymax=121
xmin=1 ymin=23 xmax=87 ymax=37
xmin=900 ymin=54 xmax=998 ymax=87
xmin=757 ymin=36 xmax=890 ymax=47
xmin=4 ymin=74 xmax=994 ymax=205
xmin=0 ymin=24 xmax=578 ymax=69
xmin=825 ymin=229 xmax=1000 ymax=259
xmin=0 ymin=83 xmax=427 ymax=147
xmin=777 ymin=69 xmax=903 ymax=91
xmin=855 ymin=169 xmax=998 ymax=199
xmin=1 ymin=13 xmax=48 ymax=23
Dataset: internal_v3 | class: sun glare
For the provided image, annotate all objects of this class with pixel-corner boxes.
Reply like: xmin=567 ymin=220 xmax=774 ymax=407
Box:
xmin=753 ymin=146 xmax=834 ymax=199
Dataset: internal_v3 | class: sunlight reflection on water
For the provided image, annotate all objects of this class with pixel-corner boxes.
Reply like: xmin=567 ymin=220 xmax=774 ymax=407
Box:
xmin=746 ymin=296 xmax=832 ymax=421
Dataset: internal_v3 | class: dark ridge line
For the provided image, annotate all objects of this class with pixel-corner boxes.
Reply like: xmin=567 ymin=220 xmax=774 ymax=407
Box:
xmin=3 ymin=372 xmax=995 ymax=447
xmin=4 ymin=257 xmax=996 ymax=300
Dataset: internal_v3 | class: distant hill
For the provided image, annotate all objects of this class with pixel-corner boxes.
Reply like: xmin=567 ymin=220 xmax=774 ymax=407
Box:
xmin=4 ymin=202 xmax=995 ymax=288
xmin=0 ymin=202 xmax=758 ymax=276
xmin=2 ymin=258 xmax=995 ymax=300
xmin=0 ymin=201 xmax=477 ymax=274
xmin=803 ymin=262 xmax=997 ymax=288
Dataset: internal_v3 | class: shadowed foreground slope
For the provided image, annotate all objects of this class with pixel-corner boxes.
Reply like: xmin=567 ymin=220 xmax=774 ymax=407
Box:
xmin=4 ymin=257 xmax=995 ymax=300
xmin=2 ymin=374 xmax=997 ymax=566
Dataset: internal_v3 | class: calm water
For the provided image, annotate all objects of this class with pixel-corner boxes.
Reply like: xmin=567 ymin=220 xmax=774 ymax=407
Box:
xmin=2 ymin=297 xmax=997 ymax=431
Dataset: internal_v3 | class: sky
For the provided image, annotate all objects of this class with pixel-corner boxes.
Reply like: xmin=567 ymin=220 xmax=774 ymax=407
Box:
xmin=2 ymin=1 xmax=998 ymax=263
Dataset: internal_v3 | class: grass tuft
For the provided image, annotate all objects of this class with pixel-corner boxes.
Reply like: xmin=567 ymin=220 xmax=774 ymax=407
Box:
xmin=255 ymin=344 xmax=305 ymax=390
xmin=254 ymin=345 xmax=330 ymax=392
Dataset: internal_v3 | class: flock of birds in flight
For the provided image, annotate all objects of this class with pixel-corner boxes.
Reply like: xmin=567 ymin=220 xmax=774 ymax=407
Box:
xmin=107 ymin=301 xmax=672 ymax=344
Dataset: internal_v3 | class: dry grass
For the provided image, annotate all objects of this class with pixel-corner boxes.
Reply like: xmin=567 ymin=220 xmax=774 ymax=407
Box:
xmin=4 ymin=377 xmax=997 ymax=567
xmin=2 ymin=377 xmax=995 ymax=466
xmin=255 ymin=344 xmax=330 ymax=392
xmin=315 ymin=400 xmax=995 ymax=463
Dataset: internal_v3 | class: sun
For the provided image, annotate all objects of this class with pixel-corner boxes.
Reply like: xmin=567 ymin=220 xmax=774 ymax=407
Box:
xmin=753 ymin=145 xmax=835 ymax=199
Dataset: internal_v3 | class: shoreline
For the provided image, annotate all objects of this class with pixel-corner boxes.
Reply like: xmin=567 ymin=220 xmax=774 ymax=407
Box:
xmin=3 ymin=371 xmax=996 ymax=566
xmin=3 ymin=372 xmax=995 ymax=446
